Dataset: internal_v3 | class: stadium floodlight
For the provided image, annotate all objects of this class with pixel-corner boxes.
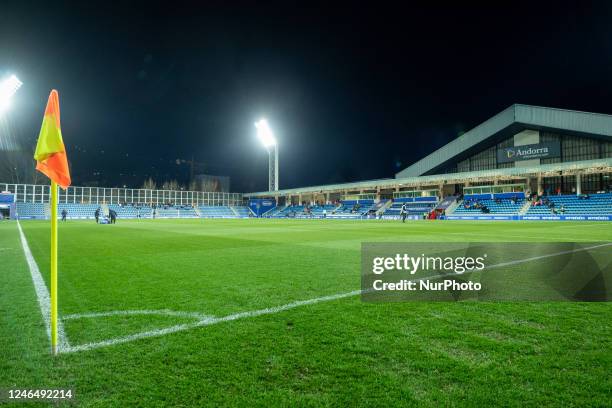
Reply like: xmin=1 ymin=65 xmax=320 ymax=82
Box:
xmin=255 ymin=118 xmax=279 ymax=191
xmin=0 ymin=75 xmax=23 ymax=114
xmin=255 ymin=119 xmax=277 ymax=147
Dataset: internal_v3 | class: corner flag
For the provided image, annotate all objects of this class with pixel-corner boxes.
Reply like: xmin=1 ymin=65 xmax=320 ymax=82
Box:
xmin=34 ymin=89 xmax=71 ymax=354
xmin=34 ymin=90 xmax=71 ymax=189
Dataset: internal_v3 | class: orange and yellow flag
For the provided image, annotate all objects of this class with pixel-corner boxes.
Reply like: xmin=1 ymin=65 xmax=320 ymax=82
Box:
xmin=34 ymin=90 xmax=71 ymax=189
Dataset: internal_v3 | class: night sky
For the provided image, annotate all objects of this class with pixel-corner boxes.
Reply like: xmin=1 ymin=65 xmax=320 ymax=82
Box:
xmin=1 ymin=2 xmax=611 ymax=192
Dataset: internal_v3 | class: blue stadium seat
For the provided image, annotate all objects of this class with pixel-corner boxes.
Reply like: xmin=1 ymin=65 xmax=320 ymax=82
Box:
xmin=16 ymin=203 xmax=47 ymax=219
xmin=384 ymin=197 xmax=438 ymax=216
xmin=454 ymin=196 xmax=524 ymax=215
xmin=198 ymin=205 xmax=236 ymax=218
xmin=525 ymin=193 xmax=612 ymax=215
xmin=232 ymin=206 xmax=252 ymax=217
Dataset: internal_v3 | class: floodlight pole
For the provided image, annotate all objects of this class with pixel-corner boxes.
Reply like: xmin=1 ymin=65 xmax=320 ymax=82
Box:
xmin=255 ymin=118 xmax=279 ymax=192
xmin=268 ymin=144 xmax=279 ymax=192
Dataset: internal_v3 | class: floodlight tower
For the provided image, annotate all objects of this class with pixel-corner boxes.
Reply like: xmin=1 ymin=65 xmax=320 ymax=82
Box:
xmin=255 ymin=119 xmax=279 ymax=191
xmin=0 ymin=75 xmax=23 ymax=115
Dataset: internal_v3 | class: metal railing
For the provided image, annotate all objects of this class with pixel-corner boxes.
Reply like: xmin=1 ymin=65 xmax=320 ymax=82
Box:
xmin=0 ymin=183 xmax=243 ymax=206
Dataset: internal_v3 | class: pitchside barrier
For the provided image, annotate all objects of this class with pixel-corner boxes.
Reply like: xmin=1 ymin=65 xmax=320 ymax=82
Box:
xmin=445 ymin=215 xmax=612 ymax=221
xmin=381 ymin=215 xmax=422 ymax=221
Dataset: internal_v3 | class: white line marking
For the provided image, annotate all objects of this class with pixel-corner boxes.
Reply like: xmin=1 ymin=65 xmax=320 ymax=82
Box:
xmin=61 ymin=242 xmax=611 ymax=353
xmin=62 ymin=309 xmax=211 ymax=320
xmin=64 ymin=321 xmax=211 ymax=353
xmin=62 ymin=291 xmax=362 ymax=353
xmin=443 ymin=231 xmax=603 ymax=241
xmin=481 ymin=242 xmax=612 ymax=270
xmin=16 ymin=221 xmax=70 ymax=352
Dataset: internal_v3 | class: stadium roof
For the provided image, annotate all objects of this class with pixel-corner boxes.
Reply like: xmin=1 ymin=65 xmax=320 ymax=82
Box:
xmin=244 ymin=158 xmax=612 ymax=197
xmin=395 ymin=104 xmax=612 ymax=178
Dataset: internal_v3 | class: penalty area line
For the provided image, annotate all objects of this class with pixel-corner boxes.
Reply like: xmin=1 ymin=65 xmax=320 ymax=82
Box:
xmin=16 ymin=221 xmax=70 ymax=352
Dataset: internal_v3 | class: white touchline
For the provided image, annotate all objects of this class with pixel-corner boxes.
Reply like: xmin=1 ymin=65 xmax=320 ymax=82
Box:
xmin=43 ymin=242 xmax=612 ymax=353
xmin=16 ymin=221 xmax=70 ymax=352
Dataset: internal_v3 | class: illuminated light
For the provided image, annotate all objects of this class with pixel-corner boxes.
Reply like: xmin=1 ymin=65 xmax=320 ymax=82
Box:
xmin=0 ymin=75 xmax=23 ymax=114
xmin=254 ymin=118 xmax=277 ymax=148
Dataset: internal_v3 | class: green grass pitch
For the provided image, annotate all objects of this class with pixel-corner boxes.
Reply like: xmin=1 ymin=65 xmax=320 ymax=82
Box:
xmin=1 ymin=219 xmax=611 ymax=406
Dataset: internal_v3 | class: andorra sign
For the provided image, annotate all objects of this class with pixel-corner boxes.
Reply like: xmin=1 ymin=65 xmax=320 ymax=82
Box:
xmin=497 ymin=141 xmax=560 ymax=163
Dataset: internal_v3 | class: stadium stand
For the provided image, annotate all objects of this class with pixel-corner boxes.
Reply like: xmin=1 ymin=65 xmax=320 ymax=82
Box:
xmin=231 ymin=206 xmax=252 ymax=217
xmin=330 ymin=200 xmax=374 ymax=217
xmin=271 ymin=205 xmax=304 ymax=218
xmin=384 ymin=197 xmax=438 ymax=217
xmin=154 ymin=205 xmax=198 ymax=218
xmin=525 ymin=193 xmax=612 ymax=216
xmin=108 ymin=204 xmax=152 ymax=218
xmin=57 ymin=203 xmax=100 ymax=219
xmin=12 ymin=203 xmax=253 ymax=220
xmin=308 ymin=204 xmax=336 ymax=216
xmin=266 ymin=204 xmax=339 ymax=218
xmin=16 ymin=203 xmax=46 ymax=219
xmin=9 ymin=191 xmax=611 ymax=221
xmin=245 ymin=105 xmax=612 ymax=222
xmin=262 ymin=205 xmax=284 ymax=217
xmin=453 ymin=194 xmax=525 ymax=215
xmin=198 ymin=205 xmax=236 ymax=218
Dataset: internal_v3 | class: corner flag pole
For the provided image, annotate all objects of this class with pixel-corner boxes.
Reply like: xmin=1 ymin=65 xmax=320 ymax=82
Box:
xmin=50 ymin=180 xmax=59 ymax=354
xmin=33 ymin=89 xmax=71 ymax=355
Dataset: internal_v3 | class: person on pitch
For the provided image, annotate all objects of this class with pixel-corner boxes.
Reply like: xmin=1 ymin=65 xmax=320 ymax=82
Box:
xmin=61 ymin=208 xmax=67 ymax=222
xmin=400 ymin=202 xmax=408 ymax=223
xmin=109 ymin=208 xmax=117 ymax=224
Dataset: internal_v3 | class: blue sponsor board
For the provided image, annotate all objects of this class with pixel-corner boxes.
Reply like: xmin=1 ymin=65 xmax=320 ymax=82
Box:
xmin=446 ymin=215 xmax=519 ymax=221
xmin=381 ymin=214 xmax=421 ymax=220
xmin=0 ymin=193 xmax=14 ymax=204
xmin=446 ymin=214 xmax=611 ymax=221
xmin=521 ymin=215 xmax=612 ymax=221
xmin=249 ymin=199 xmax=275 ymax=217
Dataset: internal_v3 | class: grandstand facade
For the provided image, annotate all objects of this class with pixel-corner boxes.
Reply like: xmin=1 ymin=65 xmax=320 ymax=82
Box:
xmin=246 ymin=104 xmax=612 ymax=220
